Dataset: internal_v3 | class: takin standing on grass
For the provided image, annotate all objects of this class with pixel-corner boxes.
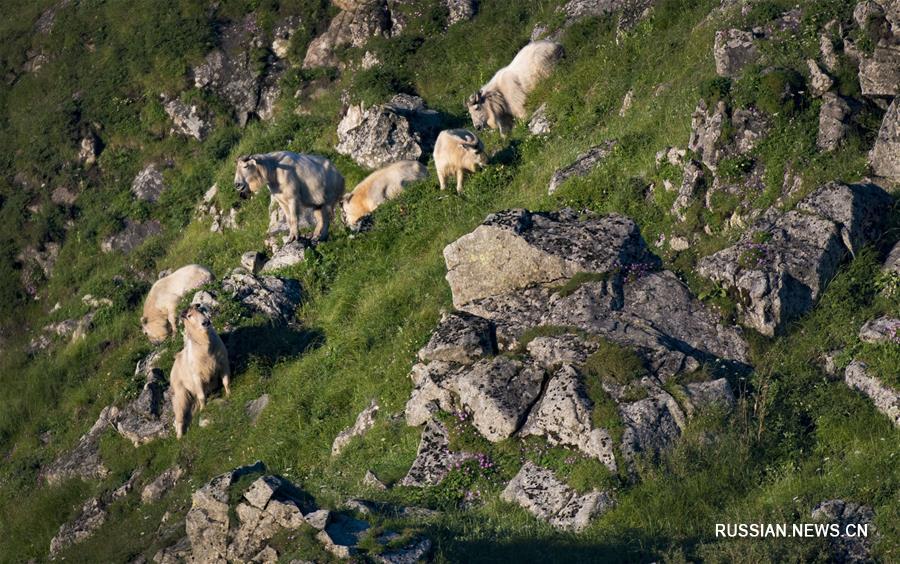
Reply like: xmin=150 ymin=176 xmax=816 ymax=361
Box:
xmin=170 ymin=305 xmax=231 ymax=439
xmin=141 ymin=264 xmax=214 ymax=345
xmin=341 ymin=160 xmax=428 ymax=229
xmin=434 ymin=129 xmax=487 ymax=194
xmin=466 ymin=40 xmax=564 ymax=135
xmin=234 ymin=151 xmax=345 ymax=242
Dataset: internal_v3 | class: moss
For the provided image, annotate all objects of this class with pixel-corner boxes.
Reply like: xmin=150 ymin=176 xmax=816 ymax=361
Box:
xmin=552 ymin=271 xmax=615 ymax=298
xmin=583 ymin=339 xmax=647 ymax=385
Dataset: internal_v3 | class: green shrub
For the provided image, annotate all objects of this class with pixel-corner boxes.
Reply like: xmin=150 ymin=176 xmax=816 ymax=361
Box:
xmin=716 ymin=155 xmax=754 ymax=181
xmin=583 ymin=339 xmax=647 ymax=385
xmin=699 ymin=76 xmax=732 ymax=105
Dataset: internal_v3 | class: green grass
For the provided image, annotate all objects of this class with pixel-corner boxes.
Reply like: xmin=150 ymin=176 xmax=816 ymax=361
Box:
xmin=0 ymin=0 xmax=898 ymax=562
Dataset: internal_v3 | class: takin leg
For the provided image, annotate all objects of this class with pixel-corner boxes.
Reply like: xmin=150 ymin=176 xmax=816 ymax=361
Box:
xmin=312 ymin=205 xmax=332 ymax=242
xmin=437 ymin=166 xmax=447 ymax=191
xmin=172 ymin=385 xmax=192 ymax=439
xmin=456 ymin=170 xmax=465 ymax=194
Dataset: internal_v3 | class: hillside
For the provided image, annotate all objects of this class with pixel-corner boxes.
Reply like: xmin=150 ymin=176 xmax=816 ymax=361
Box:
xmin=0 ymin=0 xmax=898 ymax=562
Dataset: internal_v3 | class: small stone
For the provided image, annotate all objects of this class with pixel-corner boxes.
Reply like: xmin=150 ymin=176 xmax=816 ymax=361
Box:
xmin=548 ymin=140 xmax=617 ymax=194
xmin=859 ymin=316 xmax=900 ymax=344
xmin=363 ymin=470 xmax=387 ymax=490
xmin=245 ymin=394 xmax=270 ymax=425
xmin=304 ymin=509 xmax=330 ymax=531
xmin=142 ymin=466 xmax=183 ymax=504
xmin=131 ymin=164 xmax=168 ymax=202
xmin=669 ymin=236 xmax=690 ymax=251
xmin=261 ymin=241 xmax=308 ymax=272
xmin=244 ymin=476 xmax=283 ymax=509
xmin=807 ymin=59 xmax=833 ymax=97
xmin=331 ymin=399 xmax=379 ymax=456
xmin=528 ymin=103 xmax=551 ymax=135
xmin=241 ymin=251 xmax=267 ymax=274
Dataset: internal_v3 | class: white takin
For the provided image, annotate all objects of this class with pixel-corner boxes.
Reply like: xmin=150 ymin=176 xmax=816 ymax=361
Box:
xmin=433 ymin=129 xmax=487 ymax=194
xmin=341 ymin=160 xmax=428 ymax=229
xmin=141 ymin=264 xmax=214 ymax=344
xmin=466 ymin=40 xmax=564 ymax=135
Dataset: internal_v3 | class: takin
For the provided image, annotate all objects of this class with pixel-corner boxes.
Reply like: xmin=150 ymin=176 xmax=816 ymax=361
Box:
xmin=433 ymin=129 xmax=488 ymax=194
xmin=234 ymin=151 xmax=345 ymax=242
xmin=341 ymin=160 xmax=428 ymax=229
xmin=170 ymin=305 xmax=231 ymax=439
xmin=141 ymin=264 xmax=214 ymax=344
xmin=466 ymin=40 xmax=564 ymax=135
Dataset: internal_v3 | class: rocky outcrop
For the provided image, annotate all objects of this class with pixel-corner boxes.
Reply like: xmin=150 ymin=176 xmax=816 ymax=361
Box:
xmin=112 ymin=357 xmax=174 ymax=446
xmin=400 ymin=418 xmax=466 ymax=487
xmin=336 ymin=94 xmax=441 ymax=169
xmin=41 ymin=406 xmax=114 ymax=485
xmin=501 ymin=461 xmax=615 ymax=531
xmin=807 ymin=59 xmax=834 ymax=97
xmin=844 ymin=360 xmax=899 ymax=427
xmin=18 ymin=242 xmax=60 ymax=296
xmin=101 ymin=219 xmax=163 ymax=254
xmin=332 ymin=399 xmax=379 ymax=456
xmin=163 ymin=97 xmax=210 ymax=141
xmin=713 ymin=29 xmax=760 ymax=77
xmin=418 ymin=311 xmax=495 ymax=364
xmin=859 ymin=316 xmax=900 ymax=344
xmin=698 ymin=182 xmax=892 ymax=336
xmin=142 ymin=466 xmax=183 ymax=504
xmin=528 ymin=103 xmax=551 ymax=135
xmin=221 ymin=268 xmax=302 ymax=323
xmin=303 ymin=1 xmax=391 ymax=69
xmin=547 ymin=140 xmax=617 ymax=194
xmin=817 ymin=93 xmax=853 ymax=152
xmin=131 ymin=164 xmax=168 ymax=202
xmin=870 ymin=98 xmax=899 ymax=181
xmin=811 ymin=499 xmax=877 ymax=563
xmin=260 ymin=240 xmax=309 ymax=272
xmin=245 ymin=394 xmax=270 ymax=425
xmin=555 ymin=0 xmax=656 ymax=32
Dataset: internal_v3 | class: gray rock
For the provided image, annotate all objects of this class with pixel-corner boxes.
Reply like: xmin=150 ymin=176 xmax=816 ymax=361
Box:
xmin=844 ymin=360 xmax=899 ymax=427
xmin=558 ymin=0 xmax=656 ymax=30
xmin=114 ymin=366 xmax=173 ymax=446
xmin=859 ymin=316 xmax=900 ymax=343
xmin=17 ymin=242 xmax=59 ymax=296
xmin=400 ymin=418 xmax=463 ymax=487
xmin=375 ymin=537 xmax=432 ymax=564
xmin=713 ymin=29 xmax=760 ymax=77
xmin=443 ymin=208 xmax=655 ymax=308
xmin=363 ymin=470 xmax=387 ymax=490
xmin=42 ymin=406 xmax=114 ymax=485
xmin=446 ymin=0 xmax=476 ymax=25
xmin=51 ymin=185 xmax=78 ymax=206
xmin=101 ymin=219 xmax=163 ymax=254
xmin=79 ymin=134 xmax=100 ymax=166
xmin=241 ymin=251 xmax=267 ymax=275
xmin=163 ymin=97 xmax=210 ymax=141
xmin=303 ymin=3 xmax=390 ymax=68
xmin=525 ymin=334 xmax=597 ymax=369
xmin=688 ymin=99 xmax=727 ymax=169
xmin=859 ymin=44 xmax=900 ymax=99
xmin=456 ymin=357 xmax=546 ymax=441
xmin=520 ymin=365 xmax=617 ymax=471
xmin=244 ymin=476 xmax=284 ymax=509
xmin=304 ymin=509 xmax=331 ymax=530
xmin=153 ymin=535 xmax=193 ymax=563
xmin=885 ymin=241 xmax=900 ymax=273
xmin=619 ymin=391 xmax=686 ymax=465
xmin=807 ymin=59 xmax=834 ymax=97
xmin=335 ymin=94 xmax=441 ymax=169
xmin=698 ymin=182 xmax=891 ymax=336
xmin=191 ymin=290 xmax=219 ymax=317
xmin=870 ymin=97 xmax=900 ymax=181
xmin=222 ymin=268 xmax=302 ymax=323
xmin=418 ymin=311 xmax=495 ymax=364
xmin=245 ymin=394 xmax=270 ymax=425
xmin=817 ymin=92 xmax=852 ymax=152
xmin=271 ymin=15 xmax=302 ymax=58
xmin=528 ymin=102 xmax=551 ymax=135
xmin=261 ymin=241 xmax=309 ymax=272
xmin=316 ymin=514 xmax=371 ymax=558
xmin=142 ymin=466 xmax=183 ymax=504
xmin=685 ymin=378 xmax=736 ymax=411
xmin=672 ymin=160 xmax=706 ymax=221
xmin=547 ymin=140 xmax=618 ymax=194
xmin=501 ymin=461 xmax=615 ymax=531
xmin=811 ymin=499 xmax=877 ymax=563
xmin=131 ymin=164 xmax=168 ymax=202
xmin=332 ymin=399 xmax=379 ymax=456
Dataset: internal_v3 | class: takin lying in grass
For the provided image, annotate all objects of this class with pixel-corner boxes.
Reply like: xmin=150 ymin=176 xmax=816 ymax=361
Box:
xmin=234 ymin=151 xmax=345 ymax=242
xmin=141 ymin=264 xmax=214 ymax=345
xmin=341 ymin=160 xmax=428 ymax=229
xmin=434 ymin=129 xmax=487 ymax=194
xmin=171 ymin=305 xmax=231 ymax=439
xmin=466 ymin=40 xmax=564 ymax=135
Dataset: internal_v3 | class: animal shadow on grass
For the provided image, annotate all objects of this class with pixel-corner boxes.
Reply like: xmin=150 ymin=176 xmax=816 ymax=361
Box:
xmin=225 ymin=323 xmax=325 ymax=377
xmin=490 ymin=138 xmax=522 ymax=166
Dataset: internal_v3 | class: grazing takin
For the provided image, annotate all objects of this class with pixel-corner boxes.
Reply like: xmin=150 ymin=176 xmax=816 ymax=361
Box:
xmin=234 ymin=151 xmax=345 ymax=242
xmin=341 ymin=160 xmax=428 ymax=229
xmin=467 ymin=40 xmax=564 ymax=135
xmin=170 ymin=305 xmax=231 ymax=439
xmin=433 ymin=129 xmax=487 ymax=193
xmin=141 ymin=264 xmax=214 ymax=344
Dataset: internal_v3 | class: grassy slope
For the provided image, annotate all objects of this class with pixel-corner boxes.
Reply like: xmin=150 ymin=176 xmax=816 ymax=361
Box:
xmin=0 ymin=0 xmax=898 ymax=562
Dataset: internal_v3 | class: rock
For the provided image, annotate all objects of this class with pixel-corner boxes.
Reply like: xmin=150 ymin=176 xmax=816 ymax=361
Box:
xmin=807 ymin=59 xmax=834 ymax=97
xmin=669 ymin=236 xmax=690 ymax=251
xmin=332 ymin=399 xmax=379 ymax=456
xmin=619 ymin=89 xmax=634 ymax=116
xmin=417 ymin=311 xmax=495 ymax=364
xmin=520 ymin=365 xmax=617 ymax=470
xmin=266 ymin=204 xmax=317 ymax=242
xmin=688 ymin=99 xmax=727 ymax=169
xmin=405 ymin=362 xmax=463 ymax=426
xmin=672 ymin=160 xmax=706 ymax=222
xmin=443 ymin=208 xmax=655 ymax=308
xmin=525 ymin=334 xmax=597 ymax=369
xmin=697 ymin=182 xmax=891 ymax=336
xmin=244 ymin=476 xmax=284 ymax=509
xmin=363 ymin=470 xmax=387 ymax=490
xmin=446 ymin=0 xmax=476 ymax=25
xmin=303 ymin=3 xmax=390 ymax=68
xmin=17 ymin=242 xmax=60 ymax=296
xmin=713 ymin=29 xmax=760 ymax=77
xmin=304 ymin=509 xmax=331 ymax=530
xmin=241 ymin=251 xmax=267 ymax=275
xmin=316 ymin=514 xmax=371 ymax=558
xmin=51 ymin=185 xmax=78 ymax=206
xmin=191 ymin=290 xmax=219 ymax=316
xmin=245 ymin=394 xmax=270 ymax=425
xmin=820 ymin=24 xmax=840 ymax=72
xmin=82 ymin=294 xmax=112 ymax=309
xmin=557 ymin=0 xmax=656 ymax=30
xmin=253 ymin=546 xmax=279 ymax=563
xmin=885 ymin=241 xmax=900 ymax=273
xmin=870 ymin=98 xmax=900 ymax=181
xmin=547 ymin=140 xmax=618 ymax=194
xmin=163 ymin=97 xmax=210 ymax=141
xmin=335 ymin=94 xmax=441 ymax=169
xmin=619 ymin=391 xmax=686 ymax=465
xmin=42 ymin=406 xmax=114 ymax=485
xmin=844 ymin=360 xmax=899 ymax=427
xmin=361 ymin=50 xmax=380 ymax=69
xmin=859 ymin=316 xmax=900 ymax=344
xmin=142 ymin=466 xmax=183 ymax=504
xmin=261 ymin=240 xmax=309 ymax=272
xmin=113 ymin=368 xmax=173 ymax=446
xmin=271 ymin=15 xmax=302 ymax=58
xmin=400 ymin=418 xmax=463 ymax=487
xmin=375 ymin=537 xmax=432 ymax=563
xmin=811 ymin=499 xmax=877 ymax=563
xmin=131 ymin=164 xmax=168 ymax=202
xmin=501 ymin=461 xmax=615 ymax=531
xmin=79 ymin=133 xmax=100 ymax=166
xmin=859 ymin=45 xmax=900 ymax=99
xmin=528 ymin=102 xmax=551 ymax=135
xmin=684 ymin=378 xmax=735 ymax=411
xmin=457 ymin=357 xmax=546 ymax=441
xmin=101 ymin=219 xmax=163 ymax=254
xmin=222 ymin=268 xmax=302 ymax=323
xmin=817 ymin=92 xmax=852 ymax=152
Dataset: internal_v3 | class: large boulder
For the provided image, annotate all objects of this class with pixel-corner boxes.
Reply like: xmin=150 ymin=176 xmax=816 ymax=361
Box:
xmin=844 ymin=360 xmax=899 ymax=427
xmin=335 ymin=94 xmax=441 ymax=169
xmin=870 ymin=98 xmax=899 ymax=181
xmin=698 ymin=182 xmax=892 ymax=336
xmin=163 ymin=97 xmax=210 ymax=141
xmin=303 ymin=1 xmax=390 ymax=68
xmin=817 ymin=92 xmax=853 ymax=152
xmin=713 ymin=29 xmax=760 ymax=77
xmin=501 ymin=461 xmax=615 ymax=531
xmin=443 ymin=208 xmax=656 ymax=308
xmin=859 ymin=44 xmax=900 ymax=99
xmin=221 ymin=268 xmax=302 ymax=323
xmin=400 ymin=418 xmax=466 ymax=487
xmin=131 ymin=164 xmax=168 ymax=202
xmin=547 ymin=140 xmax=617 ymax=194
xmin=100 ymin=219 xmax=162 ymax=254
xmin=41 ymin=406 xmax=114 ymax=485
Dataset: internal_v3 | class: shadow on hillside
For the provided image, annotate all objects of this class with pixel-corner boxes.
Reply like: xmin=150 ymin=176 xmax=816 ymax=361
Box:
xmin=224 ymin=323 xmax=325 ymax=376
xmin=490 ymin=138 xmax=522 ymax=166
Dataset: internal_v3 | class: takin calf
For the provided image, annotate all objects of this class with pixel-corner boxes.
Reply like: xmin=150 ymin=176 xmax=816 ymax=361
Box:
xmin=341 ymin=160 xmax=428 ymax=229
xmin=142 ymin=264 xmax=214 ymax=344
xmin=467 ymin=40 xmax=564 ymax=135
xmin=170 ymin=305 xmax=231 ymax=439
xmin=434 ymin=129 xmax=487 ymax=194
xmin=234 ymin=151 xmax=345 ymax=242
